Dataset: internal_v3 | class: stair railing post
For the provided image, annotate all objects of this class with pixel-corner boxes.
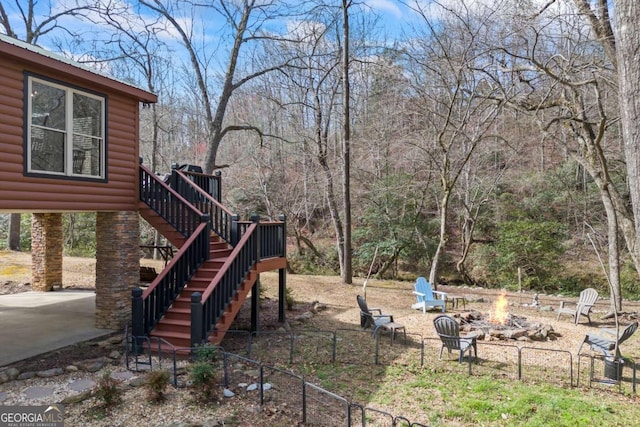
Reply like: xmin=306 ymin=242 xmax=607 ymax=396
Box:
xmin=170 ymin=162 xmax=179 ymax=192
xmin=231 ymin=214 xmax=240 ymax=246
xmin=191 ymin=292 xmax=204 ymax=348
xmin=251 ymin=213 xmax=260 ymax=262
xmin=131 ymin=287 xmax=144 ymax=353
xmin=214 ymin=170 xmax=222 ymax=202
xmin=278 ymin=214 xmax=287 ymax=323
xmin=278 ymin=214 xmax=287 ymax=258
xmin=201 ymin=213 xmax=211 ymax=260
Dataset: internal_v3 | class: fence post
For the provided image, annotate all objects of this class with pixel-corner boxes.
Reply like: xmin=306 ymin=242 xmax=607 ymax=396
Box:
xmin=222 ymin=352 xmax=230 ymax=388
xmin=302 ymin=381 xmax=307 ymax=424
xmin=332 ymin=331 xmax=337 ymax=363
xmin=518 ymin=347 xmax=522 ymax=380
xmin=131 ymin=287 xmax=144 ymax=353
xmin=259 ymin=365 xmax=265 ymax=406
xmin=191 ymin=292 xmax=203 ymax=348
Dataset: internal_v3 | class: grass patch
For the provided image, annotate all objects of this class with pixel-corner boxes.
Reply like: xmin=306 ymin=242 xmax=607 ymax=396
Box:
xmin=248 ymin=328 xmax=640 ymax=426
xmin=361 ymin=364 xmax=640 ymax=426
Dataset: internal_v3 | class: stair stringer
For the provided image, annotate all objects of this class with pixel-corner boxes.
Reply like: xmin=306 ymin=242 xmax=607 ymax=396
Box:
xmin=138 ymin=203 xmax=187 ymax=248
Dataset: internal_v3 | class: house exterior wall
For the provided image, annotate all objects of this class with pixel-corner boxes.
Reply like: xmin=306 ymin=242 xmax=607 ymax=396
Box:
xmin=0 ymin=37 xmax=156 ymax=214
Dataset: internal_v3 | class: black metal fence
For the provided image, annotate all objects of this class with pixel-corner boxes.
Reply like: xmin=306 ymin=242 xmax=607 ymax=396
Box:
xmin=127 ymin=327 xmax=638 ymax=427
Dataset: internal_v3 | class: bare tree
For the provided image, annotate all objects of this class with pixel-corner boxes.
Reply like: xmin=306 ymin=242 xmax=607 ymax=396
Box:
xmin=403 ymin=0 xmax=503 ymax=288
xmin=612 ymin=1 xmax=640 ymax=287
xmin=341 ymin=0 xmax=352 ymax=284
xmin=0 ymin=0 xmax=97 ymax=45
xmin=489 ymin=1 xmax=625 ymax=311
xmin=138 ymin=0 xmax=304 ymax=174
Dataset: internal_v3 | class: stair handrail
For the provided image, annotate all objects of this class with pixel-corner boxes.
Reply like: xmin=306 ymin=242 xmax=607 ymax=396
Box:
xmin=170 ymin=169 xmax=236 ymax=244
xmin=139 ymin=164 xmax=204 ymax=237
xmin=178 ymin=169 xmax=222 ymax=202
xmin=133 ymin=221 xmax=210 ymax=336
xmin=190 ymin=221 xmax=259 ymax=346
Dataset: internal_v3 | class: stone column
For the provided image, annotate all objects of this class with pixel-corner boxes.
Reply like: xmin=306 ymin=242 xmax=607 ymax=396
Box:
xmin=31 ymin=213 xmax=63 ymax=292
xmin=95 ymin=211 xmax=139 ymax=329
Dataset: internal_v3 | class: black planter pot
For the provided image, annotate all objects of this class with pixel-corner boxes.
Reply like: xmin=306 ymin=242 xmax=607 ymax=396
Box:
xmin=604 ymin=356 xmax=624 ymax=381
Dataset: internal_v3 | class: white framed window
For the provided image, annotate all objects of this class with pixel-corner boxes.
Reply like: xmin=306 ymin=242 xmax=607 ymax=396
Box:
xmin=26 ymin=75 xmax=106 ymax=179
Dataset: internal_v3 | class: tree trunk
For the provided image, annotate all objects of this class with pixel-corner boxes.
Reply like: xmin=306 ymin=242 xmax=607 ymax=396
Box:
xmin=602 ymin=187 xmax=622 ymax=312
xmin=7 ymin=213 xmax=21 ymax=250
xmin=429 ymin=188 xmax=450 ymax=290
xmin=341 ymin=0 xmax=352 ymax=284
xmin=615 ymin=2 xmax=640 ymax=281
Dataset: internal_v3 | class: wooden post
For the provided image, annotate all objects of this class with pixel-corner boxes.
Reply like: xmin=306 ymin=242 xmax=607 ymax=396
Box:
xmin=131 ymin=287 xmax=144 ymax=353
xmin=251 ymin=277 xmax=260 ymax=334
xmin=191 ymin=292 xmax=203 ymax=348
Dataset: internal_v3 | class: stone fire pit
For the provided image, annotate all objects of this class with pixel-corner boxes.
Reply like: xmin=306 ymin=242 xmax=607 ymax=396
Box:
xmin=455 ymin=310 xmax=562 ymax=342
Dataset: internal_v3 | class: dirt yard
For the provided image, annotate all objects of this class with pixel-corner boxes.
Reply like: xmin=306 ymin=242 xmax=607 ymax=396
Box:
xmin=2 ymin=248 xmax=640 ymax=363
xmin=3 ymin=249 xmax=640 ymax=426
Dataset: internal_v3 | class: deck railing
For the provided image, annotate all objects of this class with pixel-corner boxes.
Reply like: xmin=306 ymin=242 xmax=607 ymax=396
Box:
xmin=177 ymin=169 xmax=221 ymax=202
xmin=170 ymin=169 xmax=234 ymax=244
xmin=190 ymin=220 xmax=259 ymax=345
xmin=139 ymin=165 xmax=203 ymax=237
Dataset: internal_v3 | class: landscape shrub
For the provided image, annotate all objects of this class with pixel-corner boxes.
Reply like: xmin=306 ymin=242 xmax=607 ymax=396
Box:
xmin=189 ymin=361 xmax=218 ymax=402
xmin=94 ymin=368 xmax=122 ymax=408
xmin=144 ymin=369 xmax=171 ymax=402
xmin=483 ymin=220 xmax=566 ymax=291
xmin=193 ymin=342 xmax=218 ymax=363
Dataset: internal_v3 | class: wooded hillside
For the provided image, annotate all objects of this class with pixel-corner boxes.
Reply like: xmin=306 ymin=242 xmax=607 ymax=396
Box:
xmin=2 ymin=1 xmax=640 ymax=306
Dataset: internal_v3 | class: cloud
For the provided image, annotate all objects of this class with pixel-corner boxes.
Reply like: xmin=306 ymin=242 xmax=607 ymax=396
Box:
xmin=365 ymin=0 xmax=403 ymax=19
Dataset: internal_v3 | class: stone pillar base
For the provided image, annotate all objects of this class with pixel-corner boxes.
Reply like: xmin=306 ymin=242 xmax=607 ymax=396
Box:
xmin=31 ymin=213 xmax=63 ymax=292
xmin=95 ymin=211 xmax=139 ymax=329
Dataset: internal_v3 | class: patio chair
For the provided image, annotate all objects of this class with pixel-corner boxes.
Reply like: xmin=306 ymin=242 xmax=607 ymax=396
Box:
xmin=578 ymin=321 xmax=639 ymax=358
xmin=411 ymin=277 xmax=447 ymax=313
xmin=556 ymin=287 xmax=599 ymax=325
xmin=357 ymin=295 xmax=406 ymax=343
xmin=433 ymin=315 xmax=477 ymax=363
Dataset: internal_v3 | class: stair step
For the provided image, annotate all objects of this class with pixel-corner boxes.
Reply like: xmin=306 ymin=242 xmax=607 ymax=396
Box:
xmin=154 ymin=320 xmax=190 ymax=334
xmin=188 ymin=279 xmax=211 ymax=288
xmin=157 ymin=318 xmax=190 ymax=327
xmin=210 ymin=249 xmax=232 ymax=256
xmin=192 ymin=271 xmax=218 ymax=280
xmin=171 ymin=300 xmax=191 ymax=310
xmin=182 ymin=288 xmax=208 ymax=295
xmin=163 ymin=311 xmax=190 ymax=322
xmin=149 ymin=330 xmax=191 ymax=347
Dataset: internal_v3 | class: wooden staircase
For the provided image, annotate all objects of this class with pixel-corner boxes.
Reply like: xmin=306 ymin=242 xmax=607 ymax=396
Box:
xmin=135 ymin=165 xmax=287 ymax=352
xmin=139 ymin=205 xmax=261 ymax=348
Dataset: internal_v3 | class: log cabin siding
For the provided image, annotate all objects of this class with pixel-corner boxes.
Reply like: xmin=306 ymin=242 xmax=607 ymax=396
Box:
xmin=0 ymin=37 xmax=156 ymax=213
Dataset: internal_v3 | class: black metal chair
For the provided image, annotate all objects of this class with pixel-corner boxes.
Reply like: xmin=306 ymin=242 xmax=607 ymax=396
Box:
xmin=433 ymin=315 xmax=477 ymax=363
xmin=578 ymin=321 xmax=639 ymax=358
xmin=357 ymin=295 xmax=406 ymax=344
